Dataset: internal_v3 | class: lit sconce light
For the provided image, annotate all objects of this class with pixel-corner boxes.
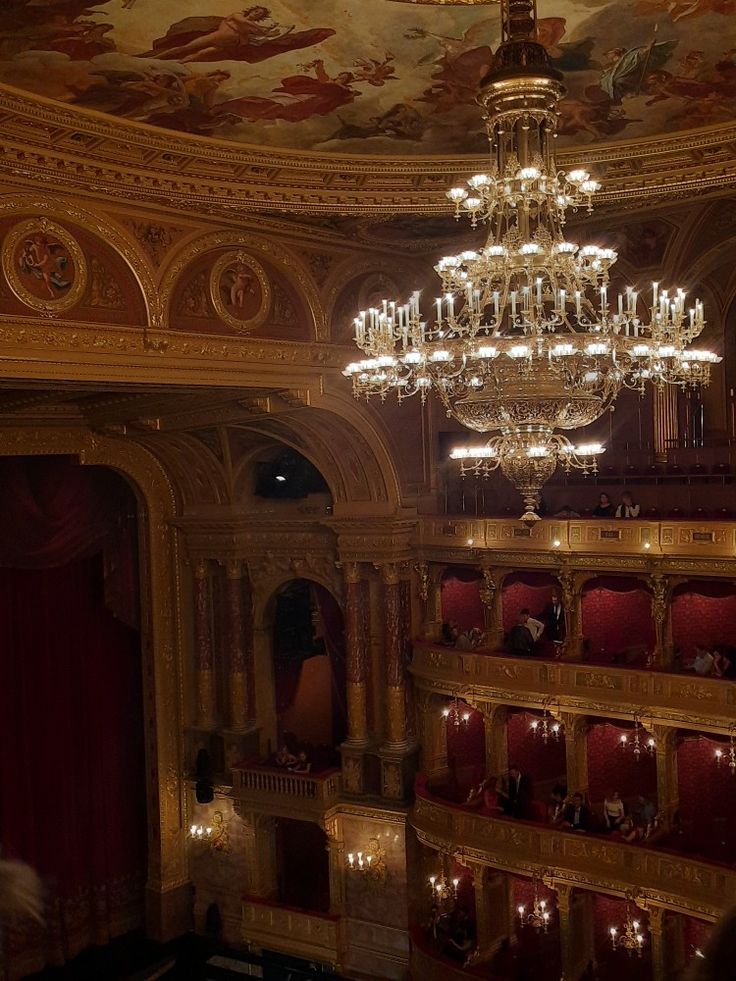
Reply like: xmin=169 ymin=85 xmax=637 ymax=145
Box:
xmin=529 ymin=700 xmax=563 ymax=744
xmin=517 ymin=873 xmax=554 ymax=932
xmin=275 ymin=474 xmax=287 ymax=482
xmin=714 ymin=728 xmax=736 ymax=775
xmin=346 ymin=837 xmax=387 ymax=884
xmin=609 ymin=907 xmax=646 ymax=957
xmin=428 ymin=869 xmax=460 ymax=911
xmin=552 ymin=539 xmax=561 ymax=548
xmin=189 ymin=824 xmax=213 ymax=840
xmin=620 ymin=713 xmax=655 ymax=761
xmin=442 ymin=696 xmax=471 ymax=730
xmin=643 ymin=542 xmax=651 ymax=550
xmin=467 ymin=537 xmax=475 ymax=546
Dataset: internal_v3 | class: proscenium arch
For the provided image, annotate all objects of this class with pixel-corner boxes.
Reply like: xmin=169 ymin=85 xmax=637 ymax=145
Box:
xmin=0 ymin=193 xmax=157 ymax=327
xmin=0 ymin=427 xmax=189 ymax=939
xmin=157 ymin=229 xmax=325 ymax=340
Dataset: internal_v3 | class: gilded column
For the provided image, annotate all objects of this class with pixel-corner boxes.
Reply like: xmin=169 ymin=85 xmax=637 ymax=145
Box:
xmin=482 ymin=703 xmax=508 ymax=778
xmin=417 ymin=689 xmax=448 ymax=776
xmin=648 ymin=906 xmax=669 ymax=981
xmin=559 ymin=569 xmax=584 ymax=660
xmin=383 ymin=562 xmax=407 ymax=748
xmin=485 ymin=567 xmax=507 ymax=649
xmin=653 ymin=724 xmax=679 ymax=832
xmin=224 ymin=559 xmax=249 ymax=730
xmin=555 ymin=885 xmax=594 ymax=981
xmin=325 ymin=815 xmax=346 ymax=916
xmin=562 ymin=713 xmax=589 ymax=799
xmin=237 ymin=807 xmax=278 ymax=898
xmin=193 ymin=558 xmax=216 ymax=729
xmin=649 ymin=574 xmax=673 ymax=668
xmin=344 ymin=562 xmax=369 ymax=748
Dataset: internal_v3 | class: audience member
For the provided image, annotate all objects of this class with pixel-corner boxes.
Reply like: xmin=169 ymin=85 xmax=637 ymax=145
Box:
xmin=455 ymin=626 xmax=486 ymax=650
xmin=554 ymin=504 xmax=580 ymax=518
xmin=288 ymin=751 xmax=311 ymax=773
xmin=690 ymin=646 xmax=715 ymax=676
xmin=443 ymin=906 xmax=476 ymax=963
xmin=634 ymin=794 xmax=657 ymax=833
xmin=561 ymin=792 xmax=591 ymax=831
xmin=615 ymin=491 xmax=641 ymax=519
xmin=548 ymin=784 xmax=567 ymax=825
xmin=592 ymin=492 xmax=614 ymax=518
xmin=611 ymin=816 xmax=643 ymax=843
xmin=441 ymin=620 xmax=459 ymax=646
xmin=498 ymin=765 xmax=532 ymax=819
xmin=603 ymin=789 xmax=625 ymax=831
xmin=542 ymin=589 xmax=566 ymax=647
xmin=275 ymin=744 xmax=297 ymax=768
xmin=507 ymin=610 xmax=536 ymax=657
xmin=713 ymin=648 xmax=735 ymax=678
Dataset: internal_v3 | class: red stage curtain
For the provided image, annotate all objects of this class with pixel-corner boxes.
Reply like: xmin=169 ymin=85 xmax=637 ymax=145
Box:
xmin=0 ymin=458 xmax=144 ymax=979
xmin=0 ymin=557 xmax=145 ymax=978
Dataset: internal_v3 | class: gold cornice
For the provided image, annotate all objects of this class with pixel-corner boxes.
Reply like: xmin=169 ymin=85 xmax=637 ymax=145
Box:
xmin=1 ymin=87 xmax=735 ymax=216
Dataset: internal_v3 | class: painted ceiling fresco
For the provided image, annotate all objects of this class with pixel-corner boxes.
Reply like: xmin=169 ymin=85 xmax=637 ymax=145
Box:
xmin=1 ymin=1 xmax=735 ymax=154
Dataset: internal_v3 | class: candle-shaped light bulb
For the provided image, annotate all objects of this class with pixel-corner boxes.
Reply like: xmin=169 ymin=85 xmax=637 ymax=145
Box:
xmin=518 ymin=905 xmax=525 ymax=916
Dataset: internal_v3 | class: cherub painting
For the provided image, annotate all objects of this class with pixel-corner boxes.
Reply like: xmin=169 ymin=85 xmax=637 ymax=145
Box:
xmin=19 ymin=233 xmax=72 ymax=298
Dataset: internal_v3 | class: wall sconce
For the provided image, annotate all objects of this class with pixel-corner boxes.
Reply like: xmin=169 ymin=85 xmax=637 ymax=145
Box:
xmin=609 ymin=898 xmax=646 ymax=957
xmin=619 ymin=713 xmax=655 ymax=761
xmin=346 ymin=837 xmax=387 ymax=885
xmin=189 ymin=824 xmax=213 ymax=840
xmin=517 ymin=874 xmax=554 ymax=932
xmin=442 ymin=696 xmax=471 ymax=730
xmin=714 ymin=728 xmax=736 ymax=775
xmin=529 ymin=699 xmax=563 ymax=744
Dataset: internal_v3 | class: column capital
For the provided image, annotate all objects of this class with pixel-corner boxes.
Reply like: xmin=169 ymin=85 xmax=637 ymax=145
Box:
xmin=376 ymin=561 xmax=402 ymax=586
xmin=341 ymin=560 xmax=362 ymax=585
xmin=225 ymin=557 xmax=244 ymax=580
xmin=414 ymin=561 xmax=430 ymax=603
xmin=194 ymin=558 xmax=210 ymax=580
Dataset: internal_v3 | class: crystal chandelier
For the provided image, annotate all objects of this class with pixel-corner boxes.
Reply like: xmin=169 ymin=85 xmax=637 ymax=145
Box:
xmin=344 ymin=0 xmax=719 ymax=520
xmin=428 ymin=863 xmax=461 ymax=913
xmin=619 ymin=714 xmax=656 ymax=762
xmin=610 ymin=898 xmax=646 ymax=956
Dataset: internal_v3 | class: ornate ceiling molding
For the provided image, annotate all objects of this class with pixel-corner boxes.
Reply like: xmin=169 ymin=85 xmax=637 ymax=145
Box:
xmin=1 ymin=87 xmax=735 ymax=217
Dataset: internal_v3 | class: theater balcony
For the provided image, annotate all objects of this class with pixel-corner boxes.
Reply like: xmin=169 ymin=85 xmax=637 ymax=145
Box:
xmin=242 ymin=897 xmax=341 ymax=967
xmin=232 ymin=758 xmax=342 ymax=823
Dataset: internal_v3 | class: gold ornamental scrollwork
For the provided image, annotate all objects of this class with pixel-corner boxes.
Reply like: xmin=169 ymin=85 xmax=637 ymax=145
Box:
xmin=2 ymin=218 xmax=87 ymax=315
xmin=209 ymin=250 xmax=271 ymax=335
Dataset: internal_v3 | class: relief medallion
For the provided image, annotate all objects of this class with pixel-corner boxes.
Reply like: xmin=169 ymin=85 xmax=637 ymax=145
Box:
xmin=209 ymin=251 xmax=271 ymax=333
xmin=2 ymin=218 xmax=87 ymax=314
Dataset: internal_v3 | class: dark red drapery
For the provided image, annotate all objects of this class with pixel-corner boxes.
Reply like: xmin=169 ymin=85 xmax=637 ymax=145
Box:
xmin=0 ymin=459 xmax=145 ymax=979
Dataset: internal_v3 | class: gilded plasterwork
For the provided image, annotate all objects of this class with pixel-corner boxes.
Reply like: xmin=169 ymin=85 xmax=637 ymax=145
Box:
xmin=209 ymin=251 xmax=271 ymax=334
xmin=2 ymin=218 xmax=87 ymax=314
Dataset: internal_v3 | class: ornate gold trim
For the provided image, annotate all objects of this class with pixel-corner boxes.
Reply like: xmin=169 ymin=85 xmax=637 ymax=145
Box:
xmin=208 ymin=251 xmax=271 ymax=335
xmin=2 ymin=218 xmax=87 ymax=315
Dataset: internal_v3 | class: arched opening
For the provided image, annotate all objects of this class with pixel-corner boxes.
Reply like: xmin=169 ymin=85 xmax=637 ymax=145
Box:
xmin=671 ymin=580 xmax=736 ymax=670
xmin=271 ymin=578 xmax=346 ymax=770
xmin=585 ymin=718 xmax=658 ymax=826
xmin=0 ymin=455 xmax=146 ymax=977
xmin=581 ymin=576 xmax=654 ymax=665
xmin=502 ymin=571 xmax=562 ymax=658
xmin=275 ymin=819 xmax=331 ymax=913
xmin=440 ymin=566 xmax=483 ymax=634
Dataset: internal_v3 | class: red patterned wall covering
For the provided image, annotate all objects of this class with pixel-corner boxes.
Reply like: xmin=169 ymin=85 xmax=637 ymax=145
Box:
xmin=581 ymin=578 xmax=654 ymax=660
xmin=671 ymin=581 xmax=736 ymax=658
xmin=440 ymin=569 xmax=483 ymax=632
xmin=507 ymin=712 xmax=567 ymax=798
xmin=586 ymin=723 xmax=658 ymax=807
xmin=682 ymin=916 xmax=712 ymax=957
xmin=445 ymin=703 xmax=486 ymax=794
xmin=502 ymin=572 xmax=558 ymax=633
xmin=593 ymin=894 xmax=651 ymax=981
xmin=452 ymin=858 xmax=476 ymax=923
xmin=507 ymin=875 xmax=562 ymax=981
xmin=676 ymin=735 xmax=736 ymax=859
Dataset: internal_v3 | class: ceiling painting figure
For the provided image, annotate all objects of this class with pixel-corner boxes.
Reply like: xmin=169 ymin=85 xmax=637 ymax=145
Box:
xmin=0 ymin=0 xmax=733 ymax=152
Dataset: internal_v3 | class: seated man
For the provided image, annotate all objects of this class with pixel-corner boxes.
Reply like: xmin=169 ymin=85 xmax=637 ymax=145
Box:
xmin=634 ymin=794 xmax=656 ymax=834
xmin=611 ymin=816 xmax=643 ymax=843
xmin=274 ymin=744 xmax=297 ymax=768
xmin=713 ymin=648 xmax=735 ymax=678
xmin=507 ymin=609 xmax=544 ymax=657
xmin=288 ymin=751 xmax=311 ymax=773
xmin=690 ymin=646 xmax=715 ymax=676
xmin=560 ymin=792 xmax=591 ymax=831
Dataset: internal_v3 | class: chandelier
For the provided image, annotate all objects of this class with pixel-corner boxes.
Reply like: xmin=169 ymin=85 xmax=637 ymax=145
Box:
xmin=442 ymin=696 xmax=471 ymax=730
xmin=529 ymin=701 xmax=562 ymax=743
xmin=714 ymin=728 xmax=736 ymax=774
xmin=609 ymin=898 xmax=646 ymax=957
xmin=517 ymin=875 xmax=553 ymax=932
xmin=619 ymin=714 xmax=656 ymax=761
xmin=343 ymin=0 xmax=719 ymax=520
xmin=428 ymin=853 xmax=463 ymax=912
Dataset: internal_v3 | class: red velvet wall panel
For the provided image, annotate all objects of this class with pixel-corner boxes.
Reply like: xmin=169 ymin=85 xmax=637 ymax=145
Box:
xmin=445 ymin=704 xmax=486 ymax=795
xmin=502 ymin=581 xmax=554 ymax=633
xmin=593 ymin=894 xmax=651 ymax=981
xmin=677 ymin=736 xmax=736 ymax=858
xmin=671 ymin=584 xmax=736 ymax=658
xmin=440 ymin=573 xmax=483 ymax=632
xmin=276 ymin=820 xmax=330 ymax=913
xmin=507 ymin=712 xmax=567 ymax=794
xmin=681 ymin=916 xmax=712 ymax=957
xmin=586 ymin=723 xmax=658 ymax=806
xmin=581 ymin=581 xmax=654 ymax=659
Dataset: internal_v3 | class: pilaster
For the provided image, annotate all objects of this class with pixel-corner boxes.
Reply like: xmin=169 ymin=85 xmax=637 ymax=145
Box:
xmin=480 ymin=703 xmax=508 ymax=778
xmin=653 ymin=724 xmax=679 ymax=832
xmin=558 ymin=569 xmax=585 ymax=661
xmin=555 ymin=884 xmax=594 ymax=981
xmin=193 ymin=558 xmax=216 ymax=730
xmin=562 ymin=713 xmax=589 ymax=799
xmin=469 ymin=863 xmax=511 ymax=961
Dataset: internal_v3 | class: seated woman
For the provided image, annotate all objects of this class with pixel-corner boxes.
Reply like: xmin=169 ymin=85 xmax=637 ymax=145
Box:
xmin=689 ymin=646 xmax=715 ymax=676
xmin=611 ymin=815 xmax=643 ymax=843
xmin=274 ymin=744 xmax=297 ymax=768
xmin=288 ymin=750 xmax=311 ymax=773
xmin=548 ymin=784 xmax=568 ymax=825
xmin=713 ymin=649 xmax=735 ymax=678
xmin=592 ymin=492 xmax=614 ymax=518
xmin=603 ymin=789 xmax=626 ymax=831
xmin=464 ymin=775 xmax=501 ymax=813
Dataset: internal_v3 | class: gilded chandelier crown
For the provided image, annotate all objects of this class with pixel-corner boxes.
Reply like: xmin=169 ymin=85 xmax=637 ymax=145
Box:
xmin=344 ymin=0 xmax=718 ymax=519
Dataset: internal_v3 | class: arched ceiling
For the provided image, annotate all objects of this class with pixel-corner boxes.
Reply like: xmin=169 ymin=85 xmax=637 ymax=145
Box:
xmin=2 ymin=0 xmax=736 ymax=159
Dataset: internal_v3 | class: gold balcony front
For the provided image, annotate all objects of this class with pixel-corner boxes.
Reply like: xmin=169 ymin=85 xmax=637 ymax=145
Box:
xmin=232 ymin=763 xmax=342 ymax=823
xmin=242 ymin=897 xmax=340 ymax=966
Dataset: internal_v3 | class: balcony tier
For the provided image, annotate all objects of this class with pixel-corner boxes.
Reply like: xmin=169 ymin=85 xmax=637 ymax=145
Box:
xmin=232 ymin=761 xmax=341 ymax=823
xmin=242 ymin=897 xmax=340 ymax=967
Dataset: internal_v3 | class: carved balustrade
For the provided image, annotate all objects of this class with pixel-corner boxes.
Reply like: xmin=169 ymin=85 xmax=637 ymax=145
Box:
xmin=242 ymin=897 xmax=340 ymax=966
xmin=411 ymin=645 xmax=736 ymax=734
xmin=232 ymin=762 xmax=341 ymax=823
xmin=411 ymin=790 xmax=734 ymax=920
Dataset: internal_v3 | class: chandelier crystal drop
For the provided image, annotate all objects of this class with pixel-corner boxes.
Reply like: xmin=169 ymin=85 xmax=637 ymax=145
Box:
xmin=344 ymin=0 xmax=719 ymax=519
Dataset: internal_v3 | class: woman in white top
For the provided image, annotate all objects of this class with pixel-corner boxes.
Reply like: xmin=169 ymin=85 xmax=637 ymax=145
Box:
xmin=603 ymin=789 xmax=626 ymax=830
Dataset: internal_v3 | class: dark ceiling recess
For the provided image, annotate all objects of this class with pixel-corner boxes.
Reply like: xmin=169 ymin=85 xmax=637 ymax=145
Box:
xmin=255 ymin=448 xmax=328 ymax=500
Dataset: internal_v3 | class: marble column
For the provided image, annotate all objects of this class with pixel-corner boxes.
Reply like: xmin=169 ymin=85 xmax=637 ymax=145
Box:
xmin=562 ymin=713 xmax=589 ymax=799
xmin=224 ymin=559 xmax=250 ymax=731
xmin=325 ymin=815 xmax=345 ymax=915
xmin=483 ymin=567 xmax=507 ymax=649
xmin=470 ymin=864 xmax=511 ymax=961
xmin=193 ymin=558 xmax=216 ymax=729
xmin=648 ymin=906 xmax=669 ymax=981
xmin=383 ymin=562 xmax=407 ymax=749
xmin=556 ymin=884 xmax=594 ymax=981
xmin=344 ymin=563 xmax=370 ymax=748
xmin=653 ymin=724 xmax=679 ymax=832
xmin=416 ymin=690 xmax=448 ymax=776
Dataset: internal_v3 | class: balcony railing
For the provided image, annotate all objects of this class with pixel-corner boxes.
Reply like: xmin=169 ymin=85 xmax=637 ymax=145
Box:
xmin=411 ymin=784 xmax=735 ymax=919
xmin=411 ymin=645 xmax=736 ymax=733
xmin=232 ymin=761 xmax=341 ymax=822
xmin=242 ymin=897 xmax=340 ymax=966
